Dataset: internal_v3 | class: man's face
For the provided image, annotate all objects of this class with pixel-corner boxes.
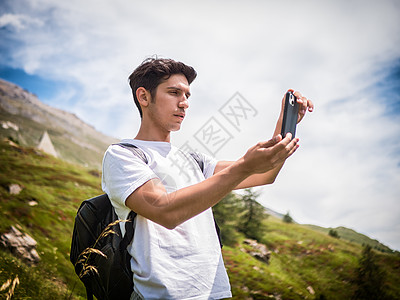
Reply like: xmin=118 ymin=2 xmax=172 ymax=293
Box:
xmin=147 ymin=74 xmax=191 ymax=133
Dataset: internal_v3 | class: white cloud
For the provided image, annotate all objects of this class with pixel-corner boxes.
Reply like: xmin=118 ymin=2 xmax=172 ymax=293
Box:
xmin=1 ymin=0 xmax=400 ymax=250
xmin=0 ymin=13 xmax=43 ymax=31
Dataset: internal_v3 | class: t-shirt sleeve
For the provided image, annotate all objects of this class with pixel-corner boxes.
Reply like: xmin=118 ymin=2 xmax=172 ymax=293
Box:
xmin=102 ymin=145 xmax=158 ymax=207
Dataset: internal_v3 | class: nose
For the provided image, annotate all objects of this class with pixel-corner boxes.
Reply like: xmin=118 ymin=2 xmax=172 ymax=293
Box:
xmin=179 ymin=96 xmax=189 ymax=109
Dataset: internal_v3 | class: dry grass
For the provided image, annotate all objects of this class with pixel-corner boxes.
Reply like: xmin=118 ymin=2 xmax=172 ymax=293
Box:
xmin=74 ymin=219 xmax=130 ymax=279
xmin=0 ymin=275 xmax=20 ymax=300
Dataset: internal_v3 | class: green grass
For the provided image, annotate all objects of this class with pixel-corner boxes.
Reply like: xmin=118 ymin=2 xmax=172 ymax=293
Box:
xmin=223 ymin=216 xmax=400 ymax=299
xmin=0 ymin=140 xmax=101 ymax=299
xmin=0 ymin=139 xmax=399 ymax=299
xmin=305 ymin=224 xmax=394 ymax=253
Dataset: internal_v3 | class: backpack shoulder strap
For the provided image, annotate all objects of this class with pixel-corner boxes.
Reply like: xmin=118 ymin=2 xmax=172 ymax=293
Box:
xmin=119 ymin=210 xmax=137 ymax=273
xmin=120 ymin=210 xmax=137 ymax=251
xmin=189 ymin=152 xmax=204 ymax=173
xmin=114 ymin=142 xmax=148 ymax=164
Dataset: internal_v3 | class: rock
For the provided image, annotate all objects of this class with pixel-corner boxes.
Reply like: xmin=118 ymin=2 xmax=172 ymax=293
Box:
xmin=243 ymin=239 xmax=271 ymax=264
xmin=9 ymin=184 xmax=23 ymax=195
xmin=28 ymin=201 xmax=38 ymax=206
xmin=307 ymin=285 xmax=315 ymax=295
xmin=3 ymin=137 xmax=19 ymax=147
xmin=0 ymin=226 xmax=40 ymax=265
xmin=1 ymin=120 xmax=19 ymax=131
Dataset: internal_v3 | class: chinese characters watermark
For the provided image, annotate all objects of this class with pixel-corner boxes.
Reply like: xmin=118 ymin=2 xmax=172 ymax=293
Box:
xmin=194 ymin=117 xmax=233 ymax=157
xmin=165 ymin=92 xmax=258 ymax=185
xmin=219 ymin=92 xmax=257 ymax=132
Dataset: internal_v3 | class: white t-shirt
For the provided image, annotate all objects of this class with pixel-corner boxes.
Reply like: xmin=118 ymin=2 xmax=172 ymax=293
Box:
xmin=102 ymin=139 xmax=232 ymax=300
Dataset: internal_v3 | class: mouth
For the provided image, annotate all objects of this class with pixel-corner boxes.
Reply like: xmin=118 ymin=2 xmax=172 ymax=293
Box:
xmin=173 ymin=113 xmax=185 ymax=121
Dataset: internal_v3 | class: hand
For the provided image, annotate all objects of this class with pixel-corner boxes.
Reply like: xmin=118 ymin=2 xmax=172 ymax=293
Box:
xmin=293 ymin=90 xmax=314 ymax=123
xmin=280 ymin=89 xmax=314 ymax=124
xmin=241 ymin=133 xmax=299 ymax=175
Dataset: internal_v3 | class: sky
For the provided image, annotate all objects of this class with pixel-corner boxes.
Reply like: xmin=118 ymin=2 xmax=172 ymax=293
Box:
xmin=1 ymin=0 xmax=400 ymax=251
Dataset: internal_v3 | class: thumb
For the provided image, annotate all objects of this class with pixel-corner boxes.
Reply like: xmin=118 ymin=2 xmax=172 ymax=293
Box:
xmin=258 ymin=135 xmax=282 ymax=148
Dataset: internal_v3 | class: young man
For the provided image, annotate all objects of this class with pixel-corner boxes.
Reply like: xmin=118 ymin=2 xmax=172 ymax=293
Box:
xmin=102 ymin=58 xmax=314 ymax=299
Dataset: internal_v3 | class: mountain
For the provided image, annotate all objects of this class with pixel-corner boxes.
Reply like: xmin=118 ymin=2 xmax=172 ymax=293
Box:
xmin=305 ymin=224 xmax=393 ymax=253
xmin=264 ymin=207 xmax=286 ymax=220
xmin=0 ymin=78 xmax=118 ymax=169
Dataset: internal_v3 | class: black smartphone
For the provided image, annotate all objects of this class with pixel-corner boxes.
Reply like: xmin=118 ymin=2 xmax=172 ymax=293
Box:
xmin=281 ymin=91 xmax=299 ymax=139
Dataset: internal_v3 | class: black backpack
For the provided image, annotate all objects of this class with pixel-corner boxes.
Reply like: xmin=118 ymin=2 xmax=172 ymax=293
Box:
xmin=70 ymin=193 xmax=136 ymax=300
xmin=70 ymin=144 xmax=222 ymax=300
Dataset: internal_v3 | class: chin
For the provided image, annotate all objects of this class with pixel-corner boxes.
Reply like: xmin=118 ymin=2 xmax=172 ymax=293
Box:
xmin=170 ymin=124 xmax=182 ymax=132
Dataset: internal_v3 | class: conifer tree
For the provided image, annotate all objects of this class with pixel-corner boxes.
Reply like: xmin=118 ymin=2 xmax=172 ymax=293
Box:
xmin=237 ymin=188 xmax=268 ymax=242
xmin=352 ymin=245 xmax=389 ymax=300
xmin=213 ymin=192 xmax=242 ymax=246
xmin=283 ymin=211 xmax=293 ymax=223
xmin=328 ymin=229 xmax=340 ymax=239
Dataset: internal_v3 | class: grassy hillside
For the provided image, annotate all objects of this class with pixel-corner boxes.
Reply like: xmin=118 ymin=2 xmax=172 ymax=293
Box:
xmin=0 ymin=139 xmax=399 ymax=299
xmin=223 ymin=217 xmax=400 ymax=299
xmin=305 ymin=225 xmax=393 ymax=253
xmin=0 ymin=139 xmax=101 ymax=299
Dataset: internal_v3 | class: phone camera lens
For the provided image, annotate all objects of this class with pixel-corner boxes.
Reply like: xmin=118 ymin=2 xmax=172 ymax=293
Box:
xmin=289 ymin=94 xmax=295 ymax=106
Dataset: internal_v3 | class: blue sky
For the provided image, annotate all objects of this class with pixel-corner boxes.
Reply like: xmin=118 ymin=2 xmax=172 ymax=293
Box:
xmin=1 ymin=0 xmax=400 ymax=251
xmin=0 ymin=65 xmax=63 ymax=99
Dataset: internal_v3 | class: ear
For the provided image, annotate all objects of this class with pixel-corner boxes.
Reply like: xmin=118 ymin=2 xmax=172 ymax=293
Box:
xmin=136 ymin=87 xmax=151 ymax=108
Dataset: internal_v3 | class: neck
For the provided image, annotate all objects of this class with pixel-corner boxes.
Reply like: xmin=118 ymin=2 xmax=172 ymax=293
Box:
xmin=135 ymin=122 xmax=171 ymax=142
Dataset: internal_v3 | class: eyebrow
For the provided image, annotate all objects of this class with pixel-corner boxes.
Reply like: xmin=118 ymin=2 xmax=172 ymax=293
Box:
xmin=166 ymin=86 xmax=191 ymax=98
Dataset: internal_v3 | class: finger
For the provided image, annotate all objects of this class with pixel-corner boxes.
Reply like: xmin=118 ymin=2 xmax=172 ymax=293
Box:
xmin=287 ymin=141 xmax=300 ymax=157
xmin=288 ymin=137 xmax=300 ymax=149
xmin=299 ymin=97 xmax=307 ymax=115
xmin=297 ymin=97 xmax=308 ymax=122
xmin=307 ymin=99 xmax=314 ymax=112
xmin=277 ymin=133 xmax=292 ymax=146
xmin=281 ymin=133 xmax=295 ymax=144
xmin=269 ymin=133 xmax=292 ymax=153
xmin=302 ymin=97 xmax=308 ymax=111
xmin=269 ymin=136 xmax=299 ymax=164
xmin=257 ymin=135 xmax=281 ymax=149
xmin=283 ymin=137 xmax=299 ymax=158
xmin=284 ymin=135 xmax=298 ymax=147
xmin=293 ymin=91 xmax=312 ymax=111
xmin=293 ymin=91 xmax=303 ymax=100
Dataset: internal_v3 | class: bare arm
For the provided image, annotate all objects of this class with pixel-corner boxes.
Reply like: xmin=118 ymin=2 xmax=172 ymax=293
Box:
xmin=125 ymin=135 xmax=298 ymax=229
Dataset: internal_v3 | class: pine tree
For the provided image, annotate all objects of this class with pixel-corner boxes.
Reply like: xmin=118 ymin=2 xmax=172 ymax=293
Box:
xmin=213 ymin=192 xmax=242 ymax=246
xmin=238 ymin=188 xmax=268 ymax=242
xmin=328 ymin=229 xmax=340 ymax=239
xmin=352 ymin=245 xmax=389 ymax=300
xmin=283 ymin=211 xmax=293 ymax=223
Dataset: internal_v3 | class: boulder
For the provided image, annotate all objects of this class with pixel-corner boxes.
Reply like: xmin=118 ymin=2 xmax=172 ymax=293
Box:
xmin=9 ymin=184 xmax=23 ymax=195
xmin=243 ymin=239 xmax=271 ymax=264
xmin=0 ymin=226 xmax=40 ymax=265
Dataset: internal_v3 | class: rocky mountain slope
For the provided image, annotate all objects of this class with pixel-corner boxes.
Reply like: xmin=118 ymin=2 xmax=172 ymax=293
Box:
xmin=0 ymin=79 xmax=117 ymax=169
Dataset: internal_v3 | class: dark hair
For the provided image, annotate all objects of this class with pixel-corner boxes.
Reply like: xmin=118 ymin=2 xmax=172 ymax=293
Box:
xmin=128 ymin=57 xmax=197 ymax=118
